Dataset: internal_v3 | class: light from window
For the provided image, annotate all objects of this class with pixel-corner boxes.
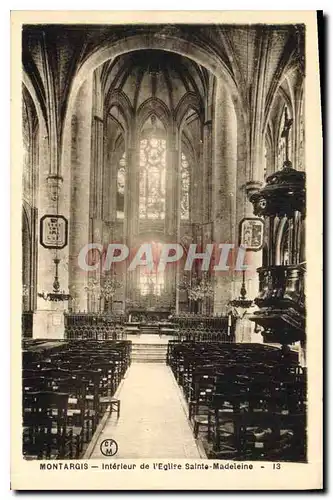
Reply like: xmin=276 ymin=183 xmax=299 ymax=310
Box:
xmin=139 ymin=270 xmax=165 ymax=296
xmin=139 ymin=137 xmax=166 ymax=219
xmin=180 ymin=153 xmax=190 ymax=220
xmin=117 ymin=152 xmax=126 ymax=218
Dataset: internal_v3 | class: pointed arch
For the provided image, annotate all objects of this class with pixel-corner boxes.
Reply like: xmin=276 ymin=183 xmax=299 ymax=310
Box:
xmin=137 ymin=97 xmax=171 ymax=134
xmin=175 ymin=91 xmax=203 ymax=127
xmin=105 ymin=88 xmax=134 ymax=129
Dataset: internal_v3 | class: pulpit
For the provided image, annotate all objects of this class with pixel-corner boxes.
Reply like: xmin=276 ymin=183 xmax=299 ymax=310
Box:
xmin=249 ymin=162 xmax=306 ymax=345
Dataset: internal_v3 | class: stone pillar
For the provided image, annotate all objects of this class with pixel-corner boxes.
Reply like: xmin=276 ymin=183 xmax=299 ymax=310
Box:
xmin=201 ymin=122 xmax=213 ymax=314
xmin=102 ymin=116 xmax=117 ymax=223
xmin=165 ymin=136 xmax=178 ymax=306
xmin=249 ymin=29 xmax=270 ymax=183
xmin=124 ymin=147 xmax=138 ymax=244
xmin=68 ymin=77 xmax=93 ymax=312
xmin=212 ymin=81 xmax=237 ymax=314
xmin=124 ymin=146 xmax=138 ymax=300
xmin=202 ymin=121 xmax=212 ymax=224
xmin=33 ymin=120 xmax=68 ymax=338
xmin=166 ymin=143 xmax=178 ymax=236
xmin=107 ymin=150 xmax=120 ymax=223
xmin=90 ymin=116 xmax=104 ymax=221
xmin=89 ymin=112 xmax=104 ymax=311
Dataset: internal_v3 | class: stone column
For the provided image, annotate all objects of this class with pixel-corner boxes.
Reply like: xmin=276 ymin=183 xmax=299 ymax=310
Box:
xmin=165 ymin=133 xmax=178 ymax=306
xmin=201 ymin=122 xmax=213 ymax=314
xmin=107 ymin=150 xmax=120 ymax=223
xmin=68 ymin=76 xmax=93 ymax=312
xmin=202 ymin=121 xmax=212 ymax=224
xmin=212 ymin=81 xmax=237 ymax=314
xmin=124 ymin=146 xmax=138 ymax=300
xmin=90 ymin=116 xmax=104 ymax=221
xmin=124 ymin=146 xmax=138 ymax=244
xmin=249 ymin=28 xmax=270 ymax=183
xmin=166 ymin=141 xmax=178 ymax=237
xmin=89 ymin=113 xmax=104 ymax=310
xmin=33 ymin=106 xmax=72 ymax=338
xmin=102 ymin=117 xmax=116 ymax=223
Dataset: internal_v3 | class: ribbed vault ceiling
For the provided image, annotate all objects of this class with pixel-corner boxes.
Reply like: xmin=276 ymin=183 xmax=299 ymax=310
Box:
xmin=101 ymin=49 xmax=209 ymax=114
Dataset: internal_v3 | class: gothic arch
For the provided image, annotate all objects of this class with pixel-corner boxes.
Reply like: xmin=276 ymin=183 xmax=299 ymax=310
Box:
xmin=263 ymin=61 xmax=302 ymax=133
xmin=181 ymin=131 xmax=196 ymax=161
xmin=277 ymin=86 xmax=293 ymax=118
xmin=62 ymin=33 xmax=242 ymax=174
xmin=108 ymin=111 xmax=125 ymax=136
xmin=68 ymin=34 xmax=238 ymax=104
xmin=22 ymin=71 xmax=47 ymax=133
xmin=113 ymin=132 xmax=125 ymax=153
xmin=105 ymin=88 xmax=134 ymax=127
xmin=175 ymin=92 xmax=203 ymax=127
xmin=136 ymin=97 xmax=171 ymax=135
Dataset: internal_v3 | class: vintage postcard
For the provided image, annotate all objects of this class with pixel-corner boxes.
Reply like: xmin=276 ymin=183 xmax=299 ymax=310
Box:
xmin=11 ymin=10 xmax=323 ymax=490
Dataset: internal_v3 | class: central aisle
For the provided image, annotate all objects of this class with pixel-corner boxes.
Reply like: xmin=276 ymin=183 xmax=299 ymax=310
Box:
xmin=90 ymin=363 xmax=202 ymax=459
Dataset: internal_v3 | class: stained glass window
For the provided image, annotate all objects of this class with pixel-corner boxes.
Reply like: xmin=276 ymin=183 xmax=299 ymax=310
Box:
xmin=117 ymin=152 xmax=126 ymax=218
xmin=181 ymin=153 xmax=190 ymax=220
xmin=139 ymin=137 xmax=166 ymax=219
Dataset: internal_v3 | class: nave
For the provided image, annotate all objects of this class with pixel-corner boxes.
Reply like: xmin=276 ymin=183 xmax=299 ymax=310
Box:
xmin=89 ymin=363 xmax=202 ymax=459
xmin=22 ymin=331 xmax=306 ymax=462
xmin=21 ymin=22 xmax=307 ymax=465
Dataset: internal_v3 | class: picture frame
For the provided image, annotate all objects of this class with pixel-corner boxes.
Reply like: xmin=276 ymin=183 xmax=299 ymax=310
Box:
xmin=239 ymin=217 xmax=264 ymax=251
xmin=40 ymin=214 xmax=68 ymax=249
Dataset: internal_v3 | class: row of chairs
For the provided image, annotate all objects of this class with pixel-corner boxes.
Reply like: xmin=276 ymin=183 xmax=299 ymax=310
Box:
xmin=167 ymin=341 xmax=298 ymax=375
xmin=22 ymin=339 xmax=131 ymax=459
xmin=167 ymin=341 xmax=306 ymax=461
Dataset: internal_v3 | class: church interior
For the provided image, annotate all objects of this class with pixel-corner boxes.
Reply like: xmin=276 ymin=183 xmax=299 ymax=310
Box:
xmin=22 ymin=23 xmax=306 ymax=461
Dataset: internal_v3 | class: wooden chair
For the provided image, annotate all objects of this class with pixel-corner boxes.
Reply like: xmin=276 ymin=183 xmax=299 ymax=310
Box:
xmin=207 ymin=394 xmax=244 ymax=459
xmin=23 ymin=391 xmax=74 ymax=459
xmin=52 ymin=377 xmax=85 ymax=456
xmin=72 ymin=369 xmax=100 ymax=440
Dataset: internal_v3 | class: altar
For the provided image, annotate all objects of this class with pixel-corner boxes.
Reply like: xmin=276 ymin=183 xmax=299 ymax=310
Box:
xmin=128 ymin=309 xmax=172 ymax=323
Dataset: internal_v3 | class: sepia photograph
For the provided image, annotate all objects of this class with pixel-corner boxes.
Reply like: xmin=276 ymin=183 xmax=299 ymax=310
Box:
xmin=11 ymin=10 xmax=323 ymax=491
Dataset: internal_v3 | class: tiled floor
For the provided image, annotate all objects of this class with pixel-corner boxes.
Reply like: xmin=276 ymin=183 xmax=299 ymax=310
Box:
xmin=90 ymin=363 xmax=201 ymax=459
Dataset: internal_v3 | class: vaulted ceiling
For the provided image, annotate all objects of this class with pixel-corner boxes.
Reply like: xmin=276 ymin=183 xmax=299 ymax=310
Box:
xmin=22 ymin=24 xmax=305 ymax=172
xmin=101 ymin=49 xmax=208 ymax=114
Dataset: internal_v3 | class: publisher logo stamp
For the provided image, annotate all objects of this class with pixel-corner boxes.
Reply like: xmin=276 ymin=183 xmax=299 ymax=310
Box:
xmin=100 ymin=439 xmax=118 ymax=457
